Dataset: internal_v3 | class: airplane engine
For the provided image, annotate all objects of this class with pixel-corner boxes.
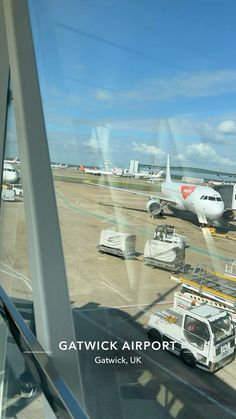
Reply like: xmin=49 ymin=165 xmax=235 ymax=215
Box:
xmin=222 ymin=209 xmax=235 ymax=221
xmin=146 ymin=199 xmax=162 ymax=215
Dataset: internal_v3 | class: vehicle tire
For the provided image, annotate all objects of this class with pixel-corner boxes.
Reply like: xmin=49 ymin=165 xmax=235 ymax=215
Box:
xmin=19 ymin=192 xmax=23 ymax=197
xmin=147 ymin=328 xmax=162 ymax=344
xmin=180 ymin=350 xmax=196 ymax=368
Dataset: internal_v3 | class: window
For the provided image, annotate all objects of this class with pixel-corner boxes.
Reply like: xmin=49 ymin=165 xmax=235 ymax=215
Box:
xmin=1 ymin=0 xmax=236 ymax=417
xmin=184 ymin=316 xmax=210 ymax=350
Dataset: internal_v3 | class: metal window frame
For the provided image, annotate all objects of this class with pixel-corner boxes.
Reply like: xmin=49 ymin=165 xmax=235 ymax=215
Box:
xmin=0 ymin=0 xmax=84 ymax=409
xmin=0 ymin=286 xmax=88 ymax=419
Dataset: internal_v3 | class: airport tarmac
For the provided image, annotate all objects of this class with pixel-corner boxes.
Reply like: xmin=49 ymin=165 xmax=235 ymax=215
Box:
xmin=1 ymin=176 xmax=236 ymax=418
xmin=54 ymin=179 xmax=236 ymax=309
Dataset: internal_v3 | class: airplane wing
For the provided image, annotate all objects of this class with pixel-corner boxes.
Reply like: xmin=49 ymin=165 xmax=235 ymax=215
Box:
xmin=84 ymin=182 xmax=178 ymax=206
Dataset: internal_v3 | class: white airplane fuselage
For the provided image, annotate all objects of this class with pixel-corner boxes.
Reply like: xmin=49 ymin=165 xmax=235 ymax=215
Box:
xmin=161 ymin=180 xmax=224 ymax=222
xmin=3 ymin=162 xmax=19 ymax=184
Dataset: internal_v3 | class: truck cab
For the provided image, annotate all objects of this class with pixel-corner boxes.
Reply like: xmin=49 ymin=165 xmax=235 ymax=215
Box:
xmin=147 ymin=294 xmax=235 ymax=372
xmin=8 ymin=183 xmax=23 ymax=197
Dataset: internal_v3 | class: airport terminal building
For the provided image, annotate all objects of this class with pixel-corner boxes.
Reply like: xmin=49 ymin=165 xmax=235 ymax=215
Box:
xmin=128 ymin=159 xmax=236 ymax=183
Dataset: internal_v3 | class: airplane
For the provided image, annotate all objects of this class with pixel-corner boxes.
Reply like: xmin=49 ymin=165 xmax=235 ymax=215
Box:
xmin=4 ymin=157 xmax=20 ymax=165
xmin=79 ymin=165 xmax=102 ymax=175
xmin=134 ymin=169 xmax=164 ymax=180
xmin=3 ymin=162 xmax=19 ymax=183
xmin=79 ymin=165 xmax=112 ymax=176
xmin=147 ymin=169 xmax=164 ymax=182
xmin=51 ymin=163 xmax=68 ymax=169
xmin=87 ymin=155 xmax=233 ymax=226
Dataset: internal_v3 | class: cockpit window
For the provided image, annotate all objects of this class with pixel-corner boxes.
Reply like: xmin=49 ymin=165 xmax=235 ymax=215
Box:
xmin=200 ymin=196 xmax=222 ymax=201
xmin=208 ymin=196 xmax=222 ymax=201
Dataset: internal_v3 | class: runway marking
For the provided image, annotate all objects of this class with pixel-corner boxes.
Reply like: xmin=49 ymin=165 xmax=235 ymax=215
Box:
xmin=79 ymin=311 xmax=236 ymax=417
xmin=1 ymin=261 xmax=30 ymax=281
xmin=56 ymin=190 xmax=232 ymax=263
xmin=0 ymin=268 xmax=32 ymax=291
xmin=102 ymin=280 xmax=130 ymax=303
xmin=0 ymin=262 xmax=32 ymax=290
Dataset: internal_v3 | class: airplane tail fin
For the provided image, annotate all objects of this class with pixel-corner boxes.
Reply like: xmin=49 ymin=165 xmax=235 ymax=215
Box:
xmin=166 ymin=154 xmax=171 ymax=182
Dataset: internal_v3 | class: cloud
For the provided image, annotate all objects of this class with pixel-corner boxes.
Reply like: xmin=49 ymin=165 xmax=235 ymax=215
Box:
xmin=119 ymin=69 xmax=236 ymax=102
xmin=186 ymin=143 xmax=236 ymax=167
xmin=132 ymin=142 xmax=167 ymax=158
xmin=167 ymin=116 xmax=236 ymax=145
xmin=217 ymin=120 xmax=236 ymax=135
xmin=95 ymin=90 xmax=113 ymax=100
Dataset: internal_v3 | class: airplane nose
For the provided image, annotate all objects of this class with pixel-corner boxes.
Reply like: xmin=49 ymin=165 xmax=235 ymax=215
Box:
xmin=205 ymin=203 xmax=224 ymax=219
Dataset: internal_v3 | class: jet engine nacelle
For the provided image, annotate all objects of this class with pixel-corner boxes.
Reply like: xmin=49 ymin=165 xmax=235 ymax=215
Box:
xmin=222 ymin=209 xmax=235 ymax=221
xmin=146 ymin=199 xmax=162 ymax=215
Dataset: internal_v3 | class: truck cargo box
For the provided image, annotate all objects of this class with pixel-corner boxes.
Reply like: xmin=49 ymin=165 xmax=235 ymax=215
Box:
xmin=98 ymin=229 xmax=136 ymax=258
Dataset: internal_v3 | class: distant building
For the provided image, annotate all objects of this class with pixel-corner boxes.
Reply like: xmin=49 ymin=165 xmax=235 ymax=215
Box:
xmin=129 ymin=160 xmax=139 ymax=174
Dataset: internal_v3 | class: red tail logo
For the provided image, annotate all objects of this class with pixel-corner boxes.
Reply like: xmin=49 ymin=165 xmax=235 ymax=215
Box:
xmin=181 ymin=185 xmax=196 ymax=200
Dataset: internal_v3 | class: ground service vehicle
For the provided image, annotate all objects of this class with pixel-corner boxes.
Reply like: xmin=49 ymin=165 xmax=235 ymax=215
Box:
xmin=171 ymin=265 xmax=236 ymax=311
xmin=1 ymin=185 xmax=15 ymax=201
xmin=97 ymin=229 xmax=136 ymax=259
xmin=147 ymin=293 xmax=235 ymax=372
xmin=8 ymin=184 xmax=23 ymax=197
xmin=144 ymin=224 xmax=187 ymax=272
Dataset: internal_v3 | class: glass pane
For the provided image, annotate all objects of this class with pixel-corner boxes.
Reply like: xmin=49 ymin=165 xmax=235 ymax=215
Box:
xmin=0 ymin=321 xmax=43 ymax=419
xmin=2 ymin=0 xmax=235 ymax=417
xmin=0 ymin=98 xmax=32 ymax=302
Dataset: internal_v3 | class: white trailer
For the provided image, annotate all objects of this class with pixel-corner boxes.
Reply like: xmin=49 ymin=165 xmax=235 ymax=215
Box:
xmin=97 ymin=229 xmax=136 ymax=259
xmin=1 ymin=188 xmax=15 ymax=201
xmin=144 ymin=225 xmax=187 ymax=272
xmin=147 ymin=293 xmax=235 ymax=372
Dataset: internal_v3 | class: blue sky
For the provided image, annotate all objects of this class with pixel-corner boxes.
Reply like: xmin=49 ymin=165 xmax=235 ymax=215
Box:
xmin=7 ymin=0 xmax=236 ymax=171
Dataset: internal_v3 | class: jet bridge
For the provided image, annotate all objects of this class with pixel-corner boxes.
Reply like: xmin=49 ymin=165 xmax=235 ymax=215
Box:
xmin=213 ymin=184 xmax=236 ymax=210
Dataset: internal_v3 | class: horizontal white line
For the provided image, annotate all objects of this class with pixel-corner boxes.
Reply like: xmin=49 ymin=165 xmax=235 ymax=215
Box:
xmin=24 ymin=351 xmax=53 ymax=354
xmin=102 ymin=280 xmax=130 ymax=303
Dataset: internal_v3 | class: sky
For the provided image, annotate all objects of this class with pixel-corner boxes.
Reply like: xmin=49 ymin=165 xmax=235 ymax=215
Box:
xmin=6 ymin=0 xmax=236 ymax=171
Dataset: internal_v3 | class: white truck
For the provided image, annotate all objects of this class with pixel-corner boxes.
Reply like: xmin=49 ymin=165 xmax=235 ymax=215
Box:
xmin=147 ymin=292 xmax=235 ymax=372
xmin=8 ymin=184 xmax=23 ymax=197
